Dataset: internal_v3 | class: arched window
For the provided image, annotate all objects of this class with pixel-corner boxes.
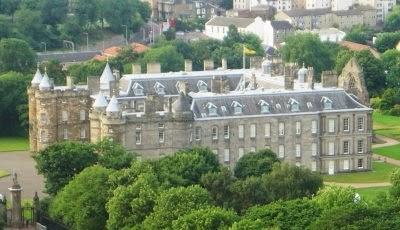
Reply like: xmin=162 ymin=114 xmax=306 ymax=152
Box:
xmin=348 ymin=75 xmax=356 ymax=89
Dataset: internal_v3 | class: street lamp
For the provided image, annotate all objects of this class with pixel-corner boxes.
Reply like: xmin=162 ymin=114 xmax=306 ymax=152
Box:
xmin=83 ymin=32 xmax=89 ymax=51
xmin=122 ymin=24 xmax=128 ymax=45
xmin=40 ymin=42 xmax=47 ymax=53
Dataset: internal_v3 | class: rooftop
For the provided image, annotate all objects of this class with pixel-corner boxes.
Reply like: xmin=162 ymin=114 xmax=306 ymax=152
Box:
xmin=205 ymin=16 xmax=254 ymax=27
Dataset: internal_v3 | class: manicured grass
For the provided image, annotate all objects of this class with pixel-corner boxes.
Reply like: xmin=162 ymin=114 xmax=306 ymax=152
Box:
xmin=356 ymin=186 xmax=390 ymax=202
xmin=0 ymin=169 xmax=10 ymax=178
xmin=374 ymin=144 xmax=400 ymax=160
xmin=0 ymin=137 xmax=29 ymax=152
xmin=373 ymin=112 xmax=400 ymax=141
xmin=323 ymin=161 xmax=398 ymax=183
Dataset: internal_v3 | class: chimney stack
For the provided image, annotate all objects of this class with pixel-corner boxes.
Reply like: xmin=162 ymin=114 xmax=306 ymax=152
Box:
xmin=184 ymin=59 xmax=192 ymax=72
xmin=147 ymin=62 xmax=161 ymax=74
xmin=284 ymin=64 xmax=294 ymax=90
xmin=66 ymin=76 xmax=75 ymax=89
xmin=321 ymin=71 xmax=338 ymax=88
xmin=221 ymin=58 xmax=227 ymax=70
xmin=203 ymin=59 xmax=214 ymax=71
xmin=307 ymin=67 xmax=314 ymax=90
xmin=132 ymin=64 xmax=141 ymax=74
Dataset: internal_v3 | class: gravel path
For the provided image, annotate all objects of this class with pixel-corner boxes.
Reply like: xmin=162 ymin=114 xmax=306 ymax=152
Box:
xmin=373 ymin=135 xmax=400 ymax=148
xmin=0 ymin=151 xmax=45 ymax=200
xmin=324 ymin=181 xmax=391 ymax=188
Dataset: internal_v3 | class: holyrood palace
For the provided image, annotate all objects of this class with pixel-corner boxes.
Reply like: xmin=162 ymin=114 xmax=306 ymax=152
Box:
xmin=28 ymin=58 xmax=372 ymax=175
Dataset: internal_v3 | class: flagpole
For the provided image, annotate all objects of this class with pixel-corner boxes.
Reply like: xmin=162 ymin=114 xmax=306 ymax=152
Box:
xmin=243 ymin=44 xmax=245 ymax=69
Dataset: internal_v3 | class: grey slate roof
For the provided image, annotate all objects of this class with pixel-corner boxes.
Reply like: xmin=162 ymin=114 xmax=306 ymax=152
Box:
xmin=333 ymin=9 xmax=362 ymax=16
xmin=206 ymin=16 xmax=254 ymax=28
xmin=283 ymin=8 xmax=330 ymax=17
xmin=191 ymin=90 xmax=368 ymax=119
xmin=271 ymin=20 xmax=293 ymax=30
xmin=119 ymin=70 xmax=244 ymax=96
xmin=37 ymin=51 xmax=101 ymax=63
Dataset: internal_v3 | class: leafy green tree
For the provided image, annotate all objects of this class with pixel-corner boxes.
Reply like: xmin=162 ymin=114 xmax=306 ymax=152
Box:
xmin=49 ymin=165 xmax=113 ymax=230
xmin=374 ymin=31 xmax=400 ymax=53
xmin=0 ymin=72 xmax=31 ymax=136
xmin=40 ymin=59 xmax=66 ymax=85
xmin=95 ymin=139 xmax=135 ymax=170
xmin=334 ymin=49 xmax=353 ymax=75
xmin=33 ymin=142 xmax=98 ymax=195
xmin=140 ymin=45 xmax=184 ymax=72
xmin=381 ymin=49 xmax=400 ymax=71
xmin=172 ymin=206 xmax=239 ymax=229
xmin=280 ymin=33 xmax=335 ymax=79
xmin=228 ymin=176 xmax=267 ymax=213
xmin=0 ymin=0 xmax=21 ymax=21
xmin=108 ymin=160 xmax=156 ymax=188
xmin=58 ymin=16 xmax=83 ymax=44
xmin=190 ymin=39 xmax=222 ymax=70
xmin=241 ymin=199 xmax=321 ymax=230
xmin=0 ymin=38 xmax=36 ymax=73
xmin=314 ymin=186 xmax=357 ymax=210
xmin=143 ymin=185 xmax=212 ymax=229
xmin=354 ymin=50 xmax=385 ymax=96
xmin=106 ymin=172 xmax=159 ymax=230
xmin=154 ymin=147 xmax=220 ymax=187
xmin=263 ymin=163 xmax=323 ymax=201
xmin=41 ymin=0 xmax=68 ymax=25
xmin=200 ymin=167 xmax=236 ymax=207
xmin=379 ymin=88 xmax=400 ymax=111
xmin=344 ymin=25 xmax=374 ymax=44
xmin=234 ymin=149 xmax=279 ymax=179
xmin=73 ymin=0 xmax=100 ymax=25
xmin=384 ymin=5 xmax=400 ymax=31
xmin=14 ymin=8 xmax=47 ymax=48
xmin=0 ymin=15 xmax=12 ymax=38
xmin=67 ymin=60 xmax=106 ymax=83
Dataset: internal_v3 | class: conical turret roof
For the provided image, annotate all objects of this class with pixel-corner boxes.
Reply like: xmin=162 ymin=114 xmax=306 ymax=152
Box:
xmin=31 ymin=68 xmax=43 ymax=86
xmin=39 ymin=71 xmax=51 ymax=90
xmin=106 ymin=96 xmax=120 ymax=112
xmin=93 ymin=92 xmax=108 ymax=108
xmin=100 ymin=62 xmax=114 ymax=89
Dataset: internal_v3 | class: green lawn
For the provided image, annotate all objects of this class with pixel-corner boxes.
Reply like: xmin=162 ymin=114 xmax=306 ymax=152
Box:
xmin=0 ymin=137 xmax=29 ymax=152
xmin=356 ymin=186 xmax=390 ymax=202
xmin=374 ymin=144 xmax=400 ymax=160
xmin=373 ymin=112 xmax=400 ymax=141
xmin=323 ymin=161 xmax=398 ymax=183
xmin=0 ymin=169 xmax=10 ymax=178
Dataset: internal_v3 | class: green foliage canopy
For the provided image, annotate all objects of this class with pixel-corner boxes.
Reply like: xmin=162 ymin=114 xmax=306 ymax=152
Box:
xmin=234 ymin=149 xmax=279 ymax=179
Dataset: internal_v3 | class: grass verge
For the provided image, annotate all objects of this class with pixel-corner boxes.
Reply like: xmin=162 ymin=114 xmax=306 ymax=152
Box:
xmin=323 ymin=161 xmax=397 ymax=183
xmin=0 ymin=169 xmax=10 ymax=178
xmin=0 ymin=137 xmax=29 ymax=152
xmin=373 ymin=112 xmax=400 ymax=141
xmin=374 ymin=144 xmax=400 ymax=160
xmin=356 ymin=186 xmax=390 ymax=202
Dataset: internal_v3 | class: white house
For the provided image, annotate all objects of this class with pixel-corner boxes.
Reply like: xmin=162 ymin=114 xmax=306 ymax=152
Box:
xmin=299 ymin=28 xmax=346 ymax=43
xmin=233 ymin=0 xmax=293 ymax=11
xmin=305 ymin=0 xmax=331 ymax=9
xmin=331 ymin=0 xmax=355 ymax=11
xmin=205 ymin=16 xmax=293 ymax=47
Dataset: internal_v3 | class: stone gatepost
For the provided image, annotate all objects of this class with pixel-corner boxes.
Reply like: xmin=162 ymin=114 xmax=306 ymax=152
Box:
xmin=8 ymin=173 xmax=23 ymax=228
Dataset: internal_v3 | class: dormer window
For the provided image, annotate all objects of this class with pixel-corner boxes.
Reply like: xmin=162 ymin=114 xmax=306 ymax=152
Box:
xmin=231 ymin=101 xmax=243 ymax=115
xmin=307 ymin=102 xmax=313 ymax=109
xmin=197 ymin=80 xmax=208 ymax=92
xmin=276 ymin=103 xmax=281 ymax=110
xmin=321 ymin=96 xmax=333 ymax=110
xmin=288 ymin=98 xmax=300 ymax=112
xmin=154 ymin=82 xmax=165 ymax=95
xmin=258 ymin=100 xmax=270 ymax=113
xmin=132 ymin=82 xmax=144 ymax=96
xmin=206 ymin=102 xmax=218 ymax=116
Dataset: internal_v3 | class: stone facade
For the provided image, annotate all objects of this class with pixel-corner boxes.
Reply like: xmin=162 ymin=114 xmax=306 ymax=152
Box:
xmin=29 ymin=58 xmax=372 ymax=175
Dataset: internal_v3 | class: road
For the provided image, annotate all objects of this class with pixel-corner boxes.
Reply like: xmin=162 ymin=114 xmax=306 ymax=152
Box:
xmin=0 ymin=151 xmax=45 ymax=200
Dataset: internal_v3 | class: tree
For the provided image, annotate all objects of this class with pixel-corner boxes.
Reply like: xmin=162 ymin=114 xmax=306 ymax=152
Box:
xmin=106 ymin=172 xmax=160 ymax=230
xmin=314 ymin=185 xmax=358 ymax=210
xmin=49 ymin=166 xmax=113 ymax=230
xmin=0 ymin=38 xmax=36 ymax=73
xmin=67 ymin=60 xmax=106 ymax=84
xmin=0 ymin=72 xmax=31 ymax=136
xmin=73 ymin=0 xmax=100 ymax=25
xmin=0 ymin=15 xmax=12 ymax=38
xmin=140 ymin=45 xmax=184 ymax=72
xmin=374 ymin=31 xmax=400 ymax=53
xmin=229 ymin=176 xmax=268 ymax=212
xmin=381 ymin=49 xmax=400 ymax=71
xmin=40 ymin=59 xmax=66 ymax=85
xmin=344 ymin=25 xmax=374 ymax=44
xmin=220 ymin=0 xmax=233 ymax=9
xmin=33 ymin=142 xmax=98 ymax=195
xmin=234 ymin=149 xmax=279 ymax=179
xmin=95 ymin=139 xmax=135 ymax=170
xmin=143 ymin=185 xmax=212 ymax=229
xmin=172 ymin=206 xmax=239 ymax=229
xmin=41 ymin=0 xmax=68 ymax=25
xmin=384 ymin=5 xmax=400 ymax=31
xmin=280 ymin=33 xmax=335 ymax=79
xmin=354 ymin=50 xmax=385 ymax=96
xmin=154 ymin=147 xmax=220 ymax=187
xmin=379 ymin=88 xmax=400 ymax=111
xmin=334 ymin=49 xmax=353 ymax=75
xmin=0 ymin=0 xmax=21 ymax=21
xmin=200 ymin=167 xmax=236 ymax=207
xmin=241 ymin=199 xmax=321 ymax=229
xmin=190 ymin=39 xmax=222 ymax=70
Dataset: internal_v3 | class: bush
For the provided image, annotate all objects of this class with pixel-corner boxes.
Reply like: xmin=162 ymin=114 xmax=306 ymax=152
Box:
xmin=370 ymin=97 xmax=382 ymax=110
xmin=389 ymin=105 xmax=400 ymax=116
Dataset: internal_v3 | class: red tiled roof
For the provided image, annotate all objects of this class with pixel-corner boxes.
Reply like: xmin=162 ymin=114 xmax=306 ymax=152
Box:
xmin=339 ymin=41 xmax=380 ymax=58
xmin=94 ymin=43 xmax=149 ymax=61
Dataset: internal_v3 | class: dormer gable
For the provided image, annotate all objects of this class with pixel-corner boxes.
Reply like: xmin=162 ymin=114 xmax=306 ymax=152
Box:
xmin=258 ymin=99 xmax=270 ymax=113
xmin=321 ymin=96 xmax=333 ymax=110
xmin=231 ymin=101 xmax=243 ymax=114
xmin=132 ymin=82 xmax=144 ymax=96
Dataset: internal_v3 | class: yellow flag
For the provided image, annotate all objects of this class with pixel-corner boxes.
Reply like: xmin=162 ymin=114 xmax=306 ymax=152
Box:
xmin=244 ymin=46 xmax=256 ymax=55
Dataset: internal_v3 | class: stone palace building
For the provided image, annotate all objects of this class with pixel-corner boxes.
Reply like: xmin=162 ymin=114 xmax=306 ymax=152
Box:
xmin=28 ymin=58 xmax=372 ymax=175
